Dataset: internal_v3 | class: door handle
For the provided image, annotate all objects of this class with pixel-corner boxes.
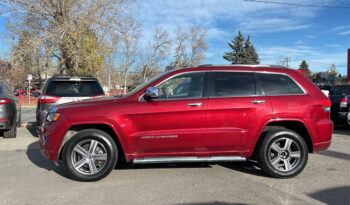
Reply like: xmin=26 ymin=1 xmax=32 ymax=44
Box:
xmin=250 ymin=100 xmax=266 ymax=104
xmin=187 ymin=103 xmax=203 ymax=107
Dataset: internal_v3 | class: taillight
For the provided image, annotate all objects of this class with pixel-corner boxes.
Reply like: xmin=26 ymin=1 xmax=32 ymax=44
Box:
xmin=0 ymin=98 xmax=10 ymax=105
xmin=340 ymin=97 xmax=348 ymax=108
xmin=92 ymin=94 xmax=105 ymax=98
xmin=320 ymin=99 xmax=331 ymax=112
xmin=39 ymin=95 xmax=60 ymax=104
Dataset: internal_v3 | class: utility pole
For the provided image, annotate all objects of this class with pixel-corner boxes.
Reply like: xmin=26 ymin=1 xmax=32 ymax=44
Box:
xmin=284 ymin=57 xmax=291 ymax=68
xmin=11 ymin=36 xmax=15 ymax=70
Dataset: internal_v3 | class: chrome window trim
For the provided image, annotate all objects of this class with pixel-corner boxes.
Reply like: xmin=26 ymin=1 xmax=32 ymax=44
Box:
xmin=138 ymin=71 xmax=208 ymax=102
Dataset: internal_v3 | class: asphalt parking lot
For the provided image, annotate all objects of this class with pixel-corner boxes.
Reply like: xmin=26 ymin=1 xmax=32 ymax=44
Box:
xmin=0 ymin=108 xmax=349 ymax=205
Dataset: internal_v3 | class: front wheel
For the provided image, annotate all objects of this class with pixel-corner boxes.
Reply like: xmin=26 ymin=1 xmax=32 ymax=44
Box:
xmin=62 ymin=129 xmax=118 ymax=181
xmin=257 ymin=128 xmax=308 ymax=178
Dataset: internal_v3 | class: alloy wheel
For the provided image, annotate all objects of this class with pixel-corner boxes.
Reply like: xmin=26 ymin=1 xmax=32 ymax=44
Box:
xmin=268 ymin=137 xmax=301 ymax=172
xmin=71 ymin=139 xmax=108 ymax=175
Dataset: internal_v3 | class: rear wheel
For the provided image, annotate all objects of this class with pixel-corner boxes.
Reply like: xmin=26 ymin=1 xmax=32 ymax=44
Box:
xmin=62 ymin=129 xmax=118 ymax=181
xmin=257 ymin=128 xmax=308 ymax=178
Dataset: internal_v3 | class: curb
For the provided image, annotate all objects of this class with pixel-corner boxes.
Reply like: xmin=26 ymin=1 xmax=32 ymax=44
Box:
xmin=20 ymin=122 xmax=35 ymax=127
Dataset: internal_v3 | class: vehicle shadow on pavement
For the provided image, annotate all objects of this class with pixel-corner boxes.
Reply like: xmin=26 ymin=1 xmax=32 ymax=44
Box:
xmin=178 ymin=202 xmax=248 ymax=205
xmin=317 ymin=150 xmax=350 ymax=161
xmin=333 ymin=126 xmax=350 ymax=135
xmin=308 ymin=186 xmax=350 ymax=205
xmin=25 ymin=122 xmax=38 ymax=138
xmin=26 ymin=142 xmax=69 ymax=179
xmin=218 ymin=161 xmax=267 ymax=177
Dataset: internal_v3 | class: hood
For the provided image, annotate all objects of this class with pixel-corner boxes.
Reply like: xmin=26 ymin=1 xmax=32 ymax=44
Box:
xmin=53 ymin=96 xmax=121 ymax=110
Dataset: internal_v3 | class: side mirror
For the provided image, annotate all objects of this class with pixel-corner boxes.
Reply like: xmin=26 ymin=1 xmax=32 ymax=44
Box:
xmin=144 ymin=87 xmax=159 ymax=101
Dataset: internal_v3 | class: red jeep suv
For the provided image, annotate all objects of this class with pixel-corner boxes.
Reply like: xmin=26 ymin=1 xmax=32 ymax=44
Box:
xmin=39 ymin=65 xmax=333 ymax=181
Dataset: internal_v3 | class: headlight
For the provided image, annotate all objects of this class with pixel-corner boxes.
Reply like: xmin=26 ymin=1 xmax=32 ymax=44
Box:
xmin=46 ymin=112 xmax=60 ymax=122
xmin=46 ymin=107 xmax=60 ymax=122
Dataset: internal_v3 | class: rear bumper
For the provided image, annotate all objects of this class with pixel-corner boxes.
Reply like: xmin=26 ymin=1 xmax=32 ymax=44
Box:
xmin=0 ymin=119 xmax=11 ymax=130
xmin=307 ymin=118 xmax=333 ymax=153
xmin=313 ymin=140 xmax=331 ymax=152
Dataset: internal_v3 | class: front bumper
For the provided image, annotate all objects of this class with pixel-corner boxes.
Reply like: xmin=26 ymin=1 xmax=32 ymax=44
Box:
xmin=38 ymin=119 xmax=68 ymax=162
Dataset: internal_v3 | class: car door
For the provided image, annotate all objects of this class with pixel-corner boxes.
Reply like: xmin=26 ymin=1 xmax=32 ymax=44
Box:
xmin=130 ymin=71 xmax=209 ymax=155
xmin=207 ymin=71 xmax=272 ymax=154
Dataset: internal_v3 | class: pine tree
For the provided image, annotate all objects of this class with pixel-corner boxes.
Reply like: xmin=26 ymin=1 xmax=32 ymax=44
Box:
xmin=299 ymin=60 xmax=310 ymax=73
xmin=243 ymin=35 xmax=260 ymax=64
xmin=223 ymin=31 xmax=259 ymax=64
xmin=223 ymin=31 xmax=245 ymax=64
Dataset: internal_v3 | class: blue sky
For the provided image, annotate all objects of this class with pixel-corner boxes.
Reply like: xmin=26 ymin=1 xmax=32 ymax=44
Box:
xmin=134 ymin=0 xmax=350 ymax=75
xmin=1 ymin=0 xmax=350 ymax=75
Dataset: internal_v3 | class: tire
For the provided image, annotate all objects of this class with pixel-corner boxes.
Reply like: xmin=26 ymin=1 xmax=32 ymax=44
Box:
xmin=3 ymin=118 xmax=17 ymax=138
xmin=62 ymin=129 xmax=118 ymax=181
xmin=16 ymin=112 xmax=21 ymax=127
xmin=257 ymin=128 xmax=308 ymax=178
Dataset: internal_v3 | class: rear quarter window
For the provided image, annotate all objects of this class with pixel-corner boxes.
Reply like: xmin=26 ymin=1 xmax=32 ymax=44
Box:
xmin=257 ymin=73 xmax=304 ymax=96
xmin=45 ymin=81 xmax=104 ymax=97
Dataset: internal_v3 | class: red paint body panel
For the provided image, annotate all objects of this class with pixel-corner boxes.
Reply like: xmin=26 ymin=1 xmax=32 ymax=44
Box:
xmin=38 ymin=66 xmax=333 ymax=163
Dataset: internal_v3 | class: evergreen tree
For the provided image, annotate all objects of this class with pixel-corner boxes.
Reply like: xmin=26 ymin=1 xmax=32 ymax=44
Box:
xmin=243 ymin=35 xmax=260 ymax=64
xmin=223 ymin=31 xmax=259 ymax=64
xmin=299 ymin=60 xmax=310 ymax=73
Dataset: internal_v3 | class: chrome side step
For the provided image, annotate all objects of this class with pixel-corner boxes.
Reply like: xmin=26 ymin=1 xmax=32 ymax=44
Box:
xmin=132 ymin=156 xmax=246 ymax=164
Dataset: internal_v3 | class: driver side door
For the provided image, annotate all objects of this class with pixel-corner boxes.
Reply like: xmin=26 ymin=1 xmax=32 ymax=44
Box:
xmin=130 ymin=71 xmax=209 ymax=156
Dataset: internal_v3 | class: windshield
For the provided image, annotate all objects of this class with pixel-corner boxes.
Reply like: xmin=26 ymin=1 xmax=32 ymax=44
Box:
xmin=123 ymin=71 xmax=171 ymax=98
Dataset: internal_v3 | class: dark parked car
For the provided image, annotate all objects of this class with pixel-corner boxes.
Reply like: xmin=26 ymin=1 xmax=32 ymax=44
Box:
xmin=329 ymin=85 xmax=350 ymax=126
xmin=39 ymin=65 xmax=333 ymax=181
xmin=36 ymin=75 xmax=105 ymax=133
xmin=0 ymin=80 xmax=21 ymax=138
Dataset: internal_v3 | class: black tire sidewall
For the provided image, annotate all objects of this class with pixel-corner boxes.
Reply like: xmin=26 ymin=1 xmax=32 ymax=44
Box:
xmin=62 ymin=129 xmax=118 ymax=181
xmin=259 ymin=130 xmax=308 ymax=178
xmin=3 ymin=117 xmax=17 ymax=138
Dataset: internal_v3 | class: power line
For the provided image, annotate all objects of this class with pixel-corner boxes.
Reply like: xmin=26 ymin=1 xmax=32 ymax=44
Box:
xmin=244 ymin=0 xmax=350 ymax=9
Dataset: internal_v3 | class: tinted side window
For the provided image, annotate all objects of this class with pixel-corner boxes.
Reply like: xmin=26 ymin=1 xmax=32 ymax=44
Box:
xmin=45 ymin=81 xmax=104 ymax=97
xmin=210 ymin=72 xmax=256 ymax=97
xmin=258 ymin=73 xmax=304 ymax=95
xmin=156 ymin=72 xmax=205 ymax=100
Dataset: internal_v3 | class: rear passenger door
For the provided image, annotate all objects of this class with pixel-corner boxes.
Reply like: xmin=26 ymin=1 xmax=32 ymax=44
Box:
xmin=207 ymin=71 xmax=272 ymax=153
xmin=256 ymin=73 xmax=309 ymax=120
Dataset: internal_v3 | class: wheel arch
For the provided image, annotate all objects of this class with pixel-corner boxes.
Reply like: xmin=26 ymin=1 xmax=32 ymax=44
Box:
xmin=250 ymin=119 xmax=313 ymax=158
xmin=57 ymin=123 xmax=127 ymax=162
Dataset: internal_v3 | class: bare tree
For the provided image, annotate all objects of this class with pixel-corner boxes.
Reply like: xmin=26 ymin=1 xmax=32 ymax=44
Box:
xmin=189 ymin=26 xmax=207 ymax=67
xmin=171 ymin=26 xmax=208 ymax=69
xmin=117 ymin=18 xmax=140 ymax=93
xmin=173 ymin=28 xmax=189 ymax=69
xmin=141 ymin=27 xmax=171 ymax=82
xmin=3 ymin=0 xmax=131 ymax=75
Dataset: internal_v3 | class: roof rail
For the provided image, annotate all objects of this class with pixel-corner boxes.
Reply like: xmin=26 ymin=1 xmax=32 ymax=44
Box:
xmin=52 ymin=74 xmax=94 ymax=78
xmin=197 ymin=64 xmax=288 ymax=69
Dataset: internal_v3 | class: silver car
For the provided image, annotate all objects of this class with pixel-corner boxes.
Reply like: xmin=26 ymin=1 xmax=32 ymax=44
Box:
xmin=36 ymin=75 xmax=105 ymax=133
